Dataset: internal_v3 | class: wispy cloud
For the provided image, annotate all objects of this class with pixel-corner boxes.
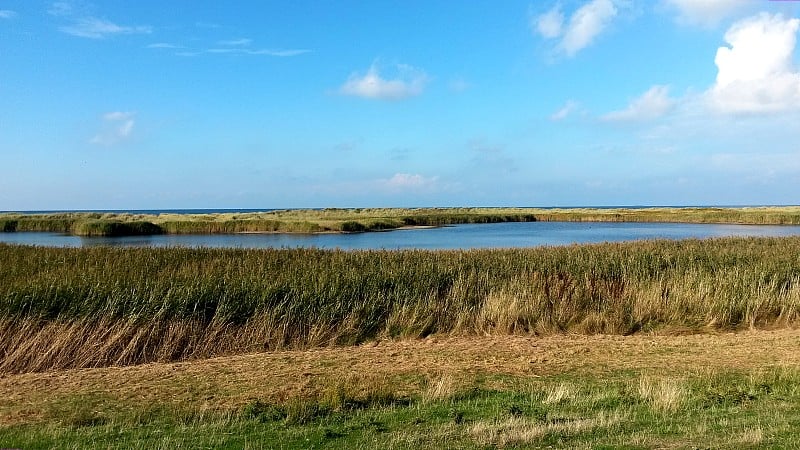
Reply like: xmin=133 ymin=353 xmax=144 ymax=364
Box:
xmin=602 ymin=85 xmax=675 ymax=121
xmin=147 ymin=42 xmax=182 ymax=49
xmin=334 ymin=139 xmax=361 ymax=153
xmin=469 ymin=138 xmax=516 ymax=173
xmin=194 ymin=21 xmax=220 ymax=29
xmin=339 ymin=63 xmax=428 ymax=100
xmin=60 ymin=17 xmax=152 ymax=39
xmin=706 ymin=13 xmax=800 ymax=114
xmin=90 ymin=111 xmax=136 ymax=146
xmin=551 ymin=100 xmax=581 ymax=120
xmin=205 ymin=47 xmax=310 ymax=56
xmin=47 ymin=2 xmax=73 ymax=17
xmin=0 ymin=10 xmax=16 ymax=19
xmin=534 ymin=0 xmax=620 ymax=57
xmin=217 ymin=38 xmax=252 ymax=46
xmin=662 ymin=0 xmax=753 ymax=27
xmin=448 ymin=78 xmax=471 ymax=93
xmin=535 ymin=5 xmax=563 ymax=38
xmin=382 ymin=173 xmax=439 ymax=191
xmin=150 ymin=36 xmax=309 ymax=57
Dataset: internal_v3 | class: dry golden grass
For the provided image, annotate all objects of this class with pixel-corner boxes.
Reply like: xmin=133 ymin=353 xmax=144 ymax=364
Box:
xmin=468 ymin=411 xmax=626 ymax=447
xmin=422 ymin=375 xmax=457 ymax=404
xmin=3 ymin=329 xmax=800 ymax=427
xmin=637 ymin=376 xmax=687 ymax=413
xmin=543 ymin=382 xmax=576 ymax=405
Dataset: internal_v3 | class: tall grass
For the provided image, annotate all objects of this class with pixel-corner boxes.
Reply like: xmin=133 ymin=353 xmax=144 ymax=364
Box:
xmin=1 ymin=236 xmax=800 ymax=373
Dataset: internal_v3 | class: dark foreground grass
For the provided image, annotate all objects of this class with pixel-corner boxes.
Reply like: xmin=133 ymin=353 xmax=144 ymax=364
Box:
xmin=3 ymin=369 xmax=800 ymax=448
xmin=1 ymin=236 xmax=800 ymax=373
xmin=1 ymin=206 xmax=799 ymax=235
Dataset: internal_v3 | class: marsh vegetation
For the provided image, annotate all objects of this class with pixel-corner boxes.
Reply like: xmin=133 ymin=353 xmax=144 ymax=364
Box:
xmin=2 ymin=236 xmax=800 ymax=373
xmin=1 ymin=206 xmax=799 ymax=236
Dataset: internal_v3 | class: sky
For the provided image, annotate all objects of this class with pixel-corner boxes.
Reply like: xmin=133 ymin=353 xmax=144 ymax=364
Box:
xmin=1 ymin=0 xmax=800 ymax=210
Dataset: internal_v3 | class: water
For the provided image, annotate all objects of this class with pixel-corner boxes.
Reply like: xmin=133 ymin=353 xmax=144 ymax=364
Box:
xmin=3 ymin=221 xmax=800 ymax=250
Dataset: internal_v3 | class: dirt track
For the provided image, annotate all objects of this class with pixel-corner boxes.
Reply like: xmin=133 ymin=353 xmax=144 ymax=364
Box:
xmin=3 ymin=329 xmax=800 ymax=425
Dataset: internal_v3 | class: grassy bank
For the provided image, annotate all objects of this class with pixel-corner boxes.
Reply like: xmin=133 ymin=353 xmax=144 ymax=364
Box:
xmin=1 ymin=206 xmax=799 ymax=236
xmin=2 ymin=236 xmax=800 ymax=373
xmin=4 ymin=330 xmax=800 ymax=448
xmin=5 ymin=370 xmax=800 ymax=448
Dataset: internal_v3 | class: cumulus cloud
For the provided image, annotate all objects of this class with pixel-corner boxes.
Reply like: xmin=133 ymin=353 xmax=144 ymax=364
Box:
xmin=383 ymin=173 xmax=439 ymax=190
xmin=339 ymin=63 xmax=428 ymax=100
xmin=91 ymin=111 xmax=136 ymax=146
xmin=663 ymin=0 xmax=752 ymax=27
xmin=603 ymin=85 xmax=675 ymax=121
xmin=707 ymin=13 xmax=800 ymax=114
xmin=60 ymin=17 xmax=152 ymax=39
xmin=0 ymin=10 xmax=16 ymax=19
xmin=535 ymin=0 xmax=618 ymax=56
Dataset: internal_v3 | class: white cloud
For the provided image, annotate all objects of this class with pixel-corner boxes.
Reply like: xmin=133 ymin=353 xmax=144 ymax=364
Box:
xmin=663 ymin=0 xmax=752 ymax=27
xmin=707 ymin=13 xmax=800 ymax=114
xmin=91 ymin=111 xmax=136 ymax=146
xmin=603 ymin=85 xmax=675 ymax=121
xmin=551 ymin=100 xmax=580 ymax=120
xmin=47 ymin=2 xmax=73 ymax=17
xmin=535 ymin=6 xmax=564 ymax=38
xmin=339 ymin=63 xmax=428 ymax=100
xmin=383 ymin=173 xmax=439 ymax=190
xmin=60 ymin=17 xmax=152 ymax=39
xmin=147 ymin=42 xmax=182 ymax=49
xmin=562 ymin=0 xmax=617 ymax=55
xmin=218 ymin=38 xmax=252 ymax=46
xmin=206 ymin=48 xmax=309 ymax=56
xmin=536 ymin=0 xmax=619 ymax=56
xmin=0 ymin=9 xmax=16 ymax=19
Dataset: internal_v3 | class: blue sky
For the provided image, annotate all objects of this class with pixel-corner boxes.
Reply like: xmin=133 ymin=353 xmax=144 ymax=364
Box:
xmin=1 ymin=0 xmax=800 ymax=210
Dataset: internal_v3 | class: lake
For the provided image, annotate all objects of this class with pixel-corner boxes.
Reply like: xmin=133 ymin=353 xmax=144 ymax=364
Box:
xmin=2 ymin=221 xmax=800 ymax=250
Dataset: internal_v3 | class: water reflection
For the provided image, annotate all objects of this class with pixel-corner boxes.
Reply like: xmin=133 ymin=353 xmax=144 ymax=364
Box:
xmin=3 ymin=222 xmax=800 ymax=250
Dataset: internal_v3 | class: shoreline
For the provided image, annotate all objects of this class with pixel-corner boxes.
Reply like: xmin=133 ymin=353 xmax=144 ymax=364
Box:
xmin=1 ymin=206 xmax=799 ymax=237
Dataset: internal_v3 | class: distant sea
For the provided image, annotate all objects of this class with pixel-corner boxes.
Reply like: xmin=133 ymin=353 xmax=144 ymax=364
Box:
xmin=2 ymin=205 xmax=794 ymax=214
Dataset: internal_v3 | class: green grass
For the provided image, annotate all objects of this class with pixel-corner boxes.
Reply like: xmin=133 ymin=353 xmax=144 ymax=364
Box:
xmin=1 ymin=236 xmax=800 ymax=372
xmin=1 ymin=206 xmax=799 ymax=235
xmin=3 ymin=369 xmax=800 ymax=448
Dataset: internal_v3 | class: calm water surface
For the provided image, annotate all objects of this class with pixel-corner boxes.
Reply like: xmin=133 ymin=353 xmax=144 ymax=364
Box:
xmin=3 ymin=222 xmax=800 ymax=250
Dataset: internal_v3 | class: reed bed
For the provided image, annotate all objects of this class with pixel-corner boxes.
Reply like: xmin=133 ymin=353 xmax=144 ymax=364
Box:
xmin=1 ymin=206 xmax=799 ymax=236
xmin=1 ymin=237 xmax=800 ymax=373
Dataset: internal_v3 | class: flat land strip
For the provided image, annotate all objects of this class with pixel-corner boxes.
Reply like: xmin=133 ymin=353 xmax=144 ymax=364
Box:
xmin=3 ymin=330 xmax=800 ymax=448
xmin=2 ymin=205 xmax=799 ymax=235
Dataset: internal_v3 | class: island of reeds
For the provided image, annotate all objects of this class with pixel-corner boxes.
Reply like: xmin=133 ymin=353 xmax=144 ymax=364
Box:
xmin=1 ymin=205 xmax=799 ymax=236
